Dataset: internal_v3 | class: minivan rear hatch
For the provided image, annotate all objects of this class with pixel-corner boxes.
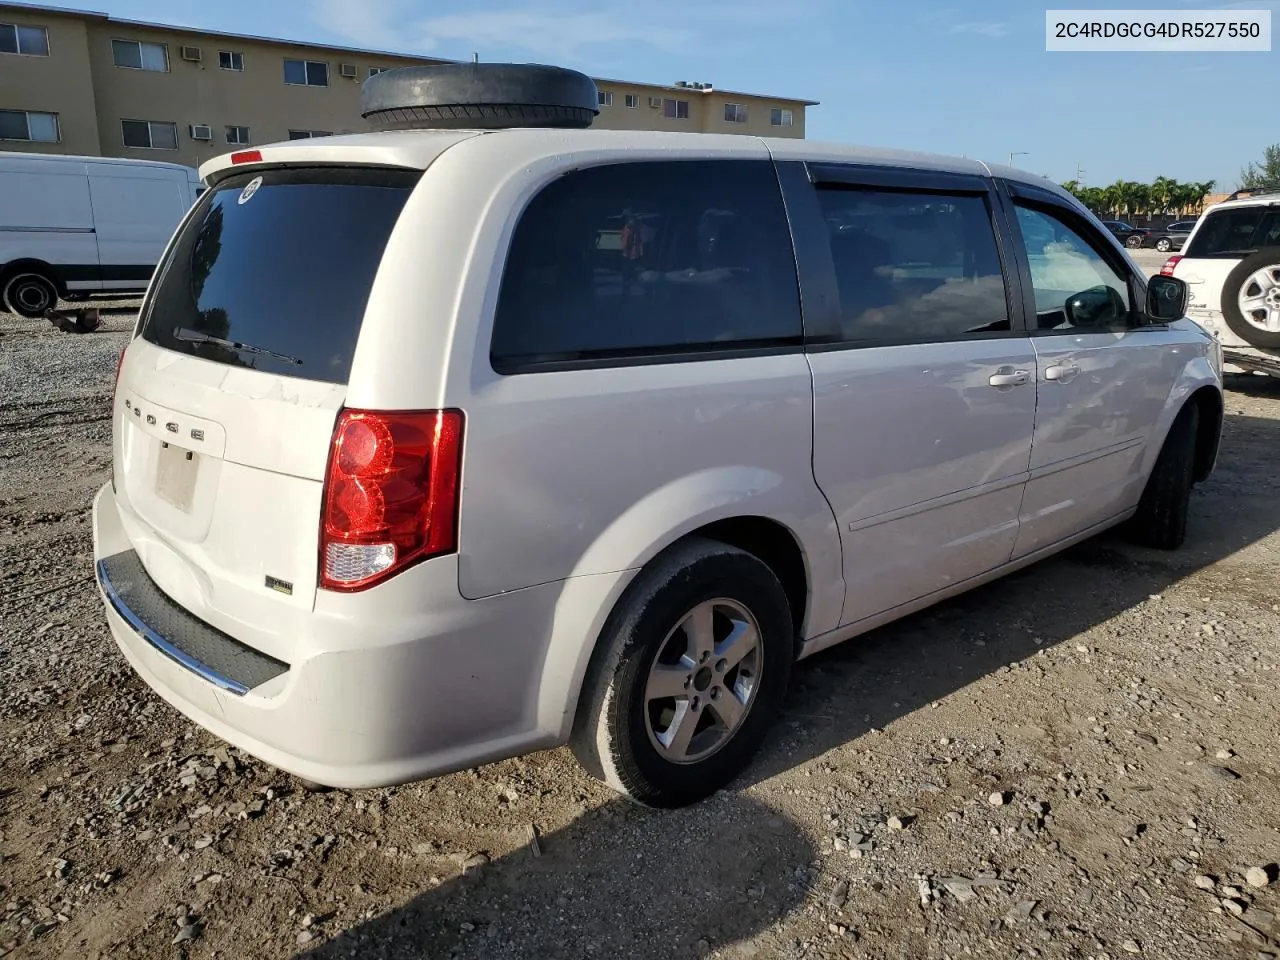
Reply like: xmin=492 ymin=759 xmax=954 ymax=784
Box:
xmin=114 ymin=163 xmax=420 ymax=663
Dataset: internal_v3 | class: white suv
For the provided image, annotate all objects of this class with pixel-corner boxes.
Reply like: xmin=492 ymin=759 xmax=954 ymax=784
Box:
xmin=93 ymin=65 xmax=1223 ymax=808
xmin=1164 ymin=192 xmax=1280 ymax=370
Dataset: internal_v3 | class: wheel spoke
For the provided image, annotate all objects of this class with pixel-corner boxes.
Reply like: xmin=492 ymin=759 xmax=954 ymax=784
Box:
xmin=661 ymin=702 xmax=698 ymax=759
xmin=1266 ymin=309 xmax=1280 ymax=333
xmin=710 ymin=687 xmax=746 ymax=732
xmin=716 ymin=619 xmax=759 ymax=671
xmin=646 ymin=664 xmax=690 ymax=702
xmin=683 ymin=602 xmax=716 ymax=662
xmin=1248 ymin=269 xmax=1278 ymax=294
xmin=1240 ymin=293 xmax=1269 ymax=311
xmin=643 ymin=597 xmax=765 ymax=765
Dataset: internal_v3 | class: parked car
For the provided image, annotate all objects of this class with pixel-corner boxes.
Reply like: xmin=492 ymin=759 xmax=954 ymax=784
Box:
xmin=1100 ymin=219 xmax=1151 ymax=248
xmin=92 ymin=64 xmax=1224 ymax=809
xmin=0 ymin=151 xmax=201 ymax=317
xmin=1151 ymin=220 xmax=1198 ymax=253
xmin=1164 ymin=193 xmax=1280 ymax=370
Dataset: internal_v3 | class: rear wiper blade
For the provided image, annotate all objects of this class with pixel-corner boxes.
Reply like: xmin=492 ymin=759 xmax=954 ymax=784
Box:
xmin=173 ymin=328 xmax=303 ymax=365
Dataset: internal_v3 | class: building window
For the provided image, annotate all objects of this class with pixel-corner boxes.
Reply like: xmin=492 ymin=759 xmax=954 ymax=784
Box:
xmin=0 ymin=109 xmax=59 ymax=142
xmin=112 ymin=38 xmax=168 ymax=71
xmin=598 ymin=91 xmax=613 ymax=107
xmin=0 ymin=22 xmax=50 ymax=56
xmin=287 ymin=129 xmax=333 ymax=139
xmin=624 ymin=94 xmax=638 ymax=108
xmin=121 ymin=119 xmax=178 ymax=150
xmin=724 ymin=103 xmax=748 ymax=124
xmin=770 ymin=107 xmax=794 ymax=127
xmin=218 ymin=50 xmax=244 ymax=71
xmin=663 ymin=98 xmax=689 ymax=120
xmin=284 ymin=58 xmax=329 ymax=86
xmin=225 ymin=125 xmax=251 ymax=145
xmin=369 ymin=66 xmax=387 ymax=77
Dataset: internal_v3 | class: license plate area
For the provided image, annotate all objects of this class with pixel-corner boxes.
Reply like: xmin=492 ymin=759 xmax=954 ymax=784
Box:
xmin=156 ymin=442 xmax=199 ymax=513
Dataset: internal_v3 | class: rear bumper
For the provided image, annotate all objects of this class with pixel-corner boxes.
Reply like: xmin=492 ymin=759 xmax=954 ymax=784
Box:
xmin=92 ymin=482 xmax=619 ymax=788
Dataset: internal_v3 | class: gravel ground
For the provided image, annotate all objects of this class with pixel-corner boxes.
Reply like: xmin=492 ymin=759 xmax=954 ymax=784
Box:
xmin=2 ymin=279 xmax=1279 ymax=960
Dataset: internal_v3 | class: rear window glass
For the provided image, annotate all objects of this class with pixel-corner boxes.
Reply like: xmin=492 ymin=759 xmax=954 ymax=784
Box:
xmin=1185 ymin=206 xmax=1280 ymax=259
xmin=491 ymin=159 xmax=802 ymax=370
xmin=140 ymin=166 xmax=419 ymax=384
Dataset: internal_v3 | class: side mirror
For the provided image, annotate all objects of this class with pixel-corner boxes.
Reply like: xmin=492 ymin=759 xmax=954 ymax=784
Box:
xmin=1145 ymin=275 xmax=1188 ymax=323
xmin=1064 ymin=285 xmax=1127 ymax=327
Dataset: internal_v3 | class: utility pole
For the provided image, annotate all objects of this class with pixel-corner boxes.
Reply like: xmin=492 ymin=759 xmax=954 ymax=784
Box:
xmin=1075 ymin=161 xmax=1086 ymax=185
xmin=1009 ymin=151 xmax=1029 ymax=167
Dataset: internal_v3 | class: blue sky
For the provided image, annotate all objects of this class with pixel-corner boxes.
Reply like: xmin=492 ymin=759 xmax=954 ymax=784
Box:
xmin=38 ymin=0 xmax=1280 ymax=189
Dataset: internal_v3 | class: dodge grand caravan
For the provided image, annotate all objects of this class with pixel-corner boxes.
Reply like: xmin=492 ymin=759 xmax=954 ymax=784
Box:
xmin=93 ymin=66 xmax=1223 ymax=808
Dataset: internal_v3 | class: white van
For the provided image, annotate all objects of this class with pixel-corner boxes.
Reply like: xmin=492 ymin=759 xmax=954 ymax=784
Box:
xmin=93 ymin=65 xmax=1223 ymax=808
xmin=0 ymin=151 xmax=202 ymax=317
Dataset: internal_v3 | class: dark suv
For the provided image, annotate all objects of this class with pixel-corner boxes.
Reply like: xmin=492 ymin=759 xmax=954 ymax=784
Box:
xmin=1100 ymin=220 xmax=1151 ymax=248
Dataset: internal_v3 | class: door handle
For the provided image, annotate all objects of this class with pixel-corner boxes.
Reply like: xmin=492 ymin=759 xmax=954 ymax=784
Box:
xmin=988 ymin=369 xmax=1030 ymax=387
xmin=1044 ymin=363 xmax=1080 ymax=383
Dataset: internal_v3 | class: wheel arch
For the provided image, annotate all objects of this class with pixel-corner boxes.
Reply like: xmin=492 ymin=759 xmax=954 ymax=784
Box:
xmin=536 ymin=480 xmax=843 ymax=746
xmin=0 ymin=258 xmax=65 ymax=301
xmin=1141 ymin=370 xmax=1222 ymax=485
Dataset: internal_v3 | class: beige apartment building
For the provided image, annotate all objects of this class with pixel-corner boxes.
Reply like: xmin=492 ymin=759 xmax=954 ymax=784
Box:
xmin=0 ymin=2 xmax=816 ymax=172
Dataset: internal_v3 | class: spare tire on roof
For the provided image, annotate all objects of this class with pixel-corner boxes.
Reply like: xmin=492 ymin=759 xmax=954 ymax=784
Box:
xmin=361 ymin=63 xmax=599 ymax=131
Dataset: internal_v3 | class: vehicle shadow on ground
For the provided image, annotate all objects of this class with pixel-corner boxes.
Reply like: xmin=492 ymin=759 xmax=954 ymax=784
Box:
xmin=746 ymin=406 xmax=1280 ymax=785
xmin=295 ymin=406 xmax=1280 ymax=960
xmin=298 ymin=792 xmax=814 ymax=960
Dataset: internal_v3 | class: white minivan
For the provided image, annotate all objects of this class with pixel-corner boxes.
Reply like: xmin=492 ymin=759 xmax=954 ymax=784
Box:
xmin=92 ymin=65 xmax=1224 ymax=808
xmin=0 ymin=151 xmax=202 ymax=317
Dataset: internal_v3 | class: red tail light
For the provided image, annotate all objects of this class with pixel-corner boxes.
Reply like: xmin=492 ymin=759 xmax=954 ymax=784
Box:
xmin=1160 ymin=255 xmax=1182 ymax=277
xmin=319 ymin=408 xmax=464 ymax=591
xmin=231 ymin=149 xmax=262 ymax=165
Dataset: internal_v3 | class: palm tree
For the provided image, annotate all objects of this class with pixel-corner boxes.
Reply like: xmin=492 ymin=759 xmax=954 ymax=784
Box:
xmin=1100 ymin=184 xmax=1121 ymax=219
xmin=1150 ymin=176 xmax=1176 ymax=215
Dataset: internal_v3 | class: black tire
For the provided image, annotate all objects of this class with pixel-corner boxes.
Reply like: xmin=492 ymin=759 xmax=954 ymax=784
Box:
xmin=570 ymin=537 xmax=794 ymax=808
xmin=1156 ymin=237 xmax=1172 ymax=252
xmin=361 ymin=63 xmax=599 ymax=131
xmin=1221 ymin=249 xmax=1280 ymax=350
xmin=1130 ymin=403 xmax=1199 ymax=549
xmin=2 ymin=270 xmax=58 ymax=318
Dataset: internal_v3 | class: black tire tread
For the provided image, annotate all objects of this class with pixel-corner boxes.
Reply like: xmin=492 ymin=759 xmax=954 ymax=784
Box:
xmin=2 ymin=270 xmax=58 ymax=319
xmin=1130 ymin=403 xmax=1199 ymax=549
xmin=360 ymin=63 xmax=599 ymax=131
xmin=570 ymin=537 xmax=793 ymax=808
xmin=364 ymin=102 xmax=597 ymax=131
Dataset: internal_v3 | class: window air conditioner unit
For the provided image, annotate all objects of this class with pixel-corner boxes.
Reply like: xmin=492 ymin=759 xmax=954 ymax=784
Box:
xmin=189 ymin=124 xmax=212 ymax=141
xmin=648 ymin=96 xmax=662 ymax=108
xmin=340 ymin=63 xmax=358 ymax=78
xmin=180 ymin=45 xmax=202 ymax=62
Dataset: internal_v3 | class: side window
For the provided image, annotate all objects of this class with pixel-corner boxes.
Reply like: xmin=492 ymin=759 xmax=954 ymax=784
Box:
xmin=491 ymin=160 xmax=802 ymax=369
xmin=815 ymin=188 xmax=1010 ymax=342
xmin=1013 ymin=205 xmax=1133 ymax=331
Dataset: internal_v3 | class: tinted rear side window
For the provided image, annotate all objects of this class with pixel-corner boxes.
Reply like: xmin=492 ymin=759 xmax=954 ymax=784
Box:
xmin=1186 ymin=206 xmax=1280 ymax=258
xmin=491 ymin=159 xmax=802 ymax=370
xmin=816 ymin=188 xmax=1010 ymax=342
xmin=140 ymin=166 xmax=419 ymax=384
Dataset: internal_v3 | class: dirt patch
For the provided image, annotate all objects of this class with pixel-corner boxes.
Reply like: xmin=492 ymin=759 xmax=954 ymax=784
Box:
xmin=2 ymin=317 xmax=1279 ymax=960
